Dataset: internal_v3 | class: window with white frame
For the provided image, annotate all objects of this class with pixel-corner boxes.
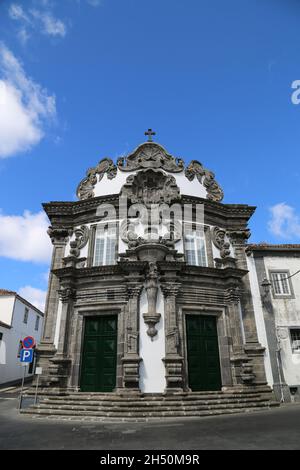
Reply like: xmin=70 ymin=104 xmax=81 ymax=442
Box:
xmin=270 ymin=272 xmax=291 ymax=296
xmin=94 ymin=224 xmax=117 ymax=266
xmin=23 ymin=307 xmax=29 ymax=324
xmin=184 ymin=227 xmax=207 ymax=267
xmin=35 ymin=315 xmax=40 ymax=331
xmin=290 ymin=329 xmax=300 ymax=353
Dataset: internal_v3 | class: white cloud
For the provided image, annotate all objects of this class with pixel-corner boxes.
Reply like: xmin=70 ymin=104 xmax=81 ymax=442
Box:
xmin=18 ymin=28 xmax=31 ymax=45
xmin=268 ymin=203 xmax=300 ymax=239
xmin=0 ymin=210 xmax=52 ymax=263
xmin=86 ymin=0 xmax=102 ymax=6
xmin=30 ymin=9 xmax=67 ymax=37
xmin=0 ymin=43 xmax=56 ymax=158
xmin=18 ymin=285 xmax=47 ymax=311
xmin=8 ymin=4 xmax=30 ymax=23
xmin=8 ymin=3 xmax=67 ymax=41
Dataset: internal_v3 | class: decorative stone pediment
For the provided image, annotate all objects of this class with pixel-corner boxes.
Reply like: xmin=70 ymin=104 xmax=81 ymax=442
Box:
xmin=117 ymin=142 xmax=184 ymax=173
xmin=185 ymin=160 xmax=224 ymax=202
xmin=120 ymin=169 xmax=181 ymax=206
xmin=76 ymin=158 xmax=117 ymax=200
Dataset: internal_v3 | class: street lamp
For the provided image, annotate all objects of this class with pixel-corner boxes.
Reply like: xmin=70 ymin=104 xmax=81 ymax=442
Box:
xmin=261 ymin=277 xmax=272 ymax=295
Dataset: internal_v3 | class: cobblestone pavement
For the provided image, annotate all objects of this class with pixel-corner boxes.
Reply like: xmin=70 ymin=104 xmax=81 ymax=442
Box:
xmin=0 ymin=392 xmax=300 ymax=450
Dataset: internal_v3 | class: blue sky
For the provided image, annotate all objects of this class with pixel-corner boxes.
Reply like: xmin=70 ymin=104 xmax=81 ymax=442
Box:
xmin=0 ymin=0 xmax=299 ymax=309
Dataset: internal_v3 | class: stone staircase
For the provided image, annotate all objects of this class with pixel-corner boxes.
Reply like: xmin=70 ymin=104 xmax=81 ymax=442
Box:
xmin=21 ymin=388 xmax=279 ymax=422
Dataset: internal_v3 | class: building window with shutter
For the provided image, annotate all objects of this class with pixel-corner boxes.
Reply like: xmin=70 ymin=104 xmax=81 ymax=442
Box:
xmin=23 ymin=307 xmax=29 ymax=324
xmin=290 ymin=329 xmax=300 ymax=353
xmin=184 ymin=227 xmax=207 ymax=267
xmin=94 ymin=224 xmax=117 ymax=266
xmin=269 ymin=271 xmax=293 ymax=297
xmin=35 ymin=315 xmax=40 ymax=331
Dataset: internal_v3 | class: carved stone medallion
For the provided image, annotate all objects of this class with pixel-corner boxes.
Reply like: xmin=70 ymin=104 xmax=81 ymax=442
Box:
xmin=117 ymin=142 xmax=184 ymax=173
xmin=120 ymin=169 xmax=181 ymax=206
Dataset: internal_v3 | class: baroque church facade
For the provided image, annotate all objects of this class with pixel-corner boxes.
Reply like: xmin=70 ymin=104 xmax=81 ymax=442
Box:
xmin=34 ymin=133 xmax=275 ymax=410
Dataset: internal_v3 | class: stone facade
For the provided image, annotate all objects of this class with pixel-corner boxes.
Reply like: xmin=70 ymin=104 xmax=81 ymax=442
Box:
xmin=35 ymin=138 xmax=271 ymax=401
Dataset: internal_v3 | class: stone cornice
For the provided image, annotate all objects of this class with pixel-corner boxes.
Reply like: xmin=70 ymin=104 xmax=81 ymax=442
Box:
xmin=180 ymin=264 xmax=248 ymax=280
xmin=43 ymin=194 xmax=255 ymax=228
xmin=247 ymin=244 xmax=300 ymax=256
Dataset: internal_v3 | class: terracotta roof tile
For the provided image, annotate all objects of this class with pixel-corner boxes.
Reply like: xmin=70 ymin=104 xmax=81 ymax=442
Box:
xmin=0 ymin=289 xmax=16 ymax=296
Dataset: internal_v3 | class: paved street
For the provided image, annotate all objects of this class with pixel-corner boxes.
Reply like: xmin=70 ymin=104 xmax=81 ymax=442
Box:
xmin=0 ymin=388 xmax=300 ymax=450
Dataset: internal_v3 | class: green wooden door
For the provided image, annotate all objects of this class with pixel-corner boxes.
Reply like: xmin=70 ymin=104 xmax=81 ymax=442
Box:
xmin=80 ymin=315 xmax=117 ymax=392
xmin=186 ymin=315 xmax=221 ymax=391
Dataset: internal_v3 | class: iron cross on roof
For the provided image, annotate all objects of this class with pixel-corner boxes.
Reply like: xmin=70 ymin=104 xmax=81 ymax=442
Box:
xmin=144 ymin=128 xmax=156 ymax=142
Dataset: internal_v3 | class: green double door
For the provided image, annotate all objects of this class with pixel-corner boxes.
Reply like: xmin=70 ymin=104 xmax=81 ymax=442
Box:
xmin=186 ymin=315 xmax=221 ymax=391
xmin=80 ymin=316 xmax=117 ymax=392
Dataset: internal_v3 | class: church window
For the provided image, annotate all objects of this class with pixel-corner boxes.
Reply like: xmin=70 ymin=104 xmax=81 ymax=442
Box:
xmin=94 ymin=224 xmax=117 ymax=266
xmin=184 ymin=227 xmax=207 ymax=267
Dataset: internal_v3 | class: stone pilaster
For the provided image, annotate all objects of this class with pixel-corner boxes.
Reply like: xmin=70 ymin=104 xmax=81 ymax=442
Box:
xmin=49 ymin=287 xmax=75 ymax=390
xmin=121 ymin=284 xmax=143 ymax=392
xmin=35 ymin=227 xmax=71 ymax=388
xmin=228 ymin=230 xmax=267 ymax=385
xmin=161 ymin=283 xmax=184 ymax=392
xmin=225 ymin=287 xmax=255 ymax=386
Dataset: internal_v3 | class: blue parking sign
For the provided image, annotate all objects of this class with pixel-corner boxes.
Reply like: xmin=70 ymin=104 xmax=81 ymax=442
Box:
xmin=20 ymin=348 xmax=33 ymax=363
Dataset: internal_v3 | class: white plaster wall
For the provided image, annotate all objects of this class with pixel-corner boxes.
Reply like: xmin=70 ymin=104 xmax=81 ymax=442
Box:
xmin=0 ymin=296 xmax=15 ymax=326
xmin=139 ymin=287 xmax=166 ymax=393
xmin=264 ymin=256 xmax=300 ymax=386
xmin=246 ymin=255 xmax=274 ymax=386
xmin=54 ymin=300 xmax=63 ymax=349
xmin=0 ymin=298 xmax=43 ymax=385
xmin=90 ymin=168 xmax=208 ymax=200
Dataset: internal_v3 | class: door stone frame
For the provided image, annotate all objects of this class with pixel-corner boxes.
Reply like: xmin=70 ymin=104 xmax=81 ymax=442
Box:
xmin=69 ymin=306 xmax=124 ymax=391
xmin=180 ymin=306 xmax=232 ymax=391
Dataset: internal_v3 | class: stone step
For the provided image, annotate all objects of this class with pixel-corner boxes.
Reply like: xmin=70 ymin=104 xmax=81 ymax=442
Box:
xmin=34 ymin=400 xmax=273 ymax=413
xmin=39 ymin=392 xmax=263 ymax=403
xmin=21 ymin=401 xmax=275 ymax=419
xmin=38 ymin=396 xmax=268 ymax=408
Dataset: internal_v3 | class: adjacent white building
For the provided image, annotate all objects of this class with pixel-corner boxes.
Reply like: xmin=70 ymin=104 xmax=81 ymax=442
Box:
xmin=247 ymin=244 xmax=300 ymax=402
xmin=0 ymin=289 xmax=44 ymax=386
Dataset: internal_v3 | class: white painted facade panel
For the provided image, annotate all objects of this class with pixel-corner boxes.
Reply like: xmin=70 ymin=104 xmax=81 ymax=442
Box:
xmin=246 ymin=254 xmax=273 ymax=386
xmin=139 ymin=287 xmax=166 ymax=393
xmin=264 ymin=256 xmax=300 ymax=388
xmin=0 ymin=297 xmax=43 ymax=385
xmin=0 ymin=296 xmax=15 ymax=326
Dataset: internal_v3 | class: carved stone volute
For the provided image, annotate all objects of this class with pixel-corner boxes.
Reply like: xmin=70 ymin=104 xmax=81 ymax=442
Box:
xmin=212 ymin=227 xmax=231 ymax=258
xmin=185 ymin=160 xmax=224 ymax=202
xmin=69 ymin=225 xmax=89 ymax=258
xmin=76 ymin=157 xmax=117 ymax=200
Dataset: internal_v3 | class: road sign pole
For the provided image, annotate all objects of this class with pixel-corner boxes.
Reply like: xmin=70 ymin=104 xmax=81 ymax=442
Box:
xmin=34 ymin=373 xmax=40 ymax=405
xmin=18 ymin=364 xmax=26 ymax=410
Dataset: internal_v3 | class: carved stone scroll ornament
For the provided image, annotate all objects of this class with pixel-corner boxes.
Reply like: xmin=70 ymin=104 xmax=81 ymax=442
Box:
xmin=143 ymin=262 xmax=161 ymax=340
xmin=69 ymin=225 xmax=89 ymax=258
xmin=185 ymin=160 xmax=224 ymax=202
xmin=76 ymin=157 xmax=117 ymax=200
xmin=120 ymin=219 xmax=139 ymax=248
xmin=117 ymin=142 xmax=184 ymax=173
xmin=212 ymin=227 xmax=231 ymax=258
